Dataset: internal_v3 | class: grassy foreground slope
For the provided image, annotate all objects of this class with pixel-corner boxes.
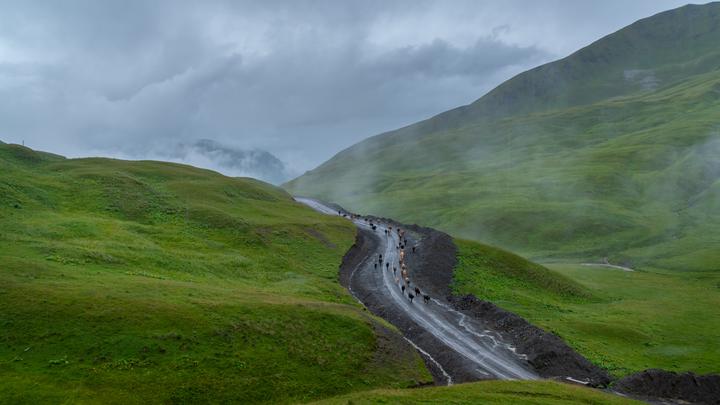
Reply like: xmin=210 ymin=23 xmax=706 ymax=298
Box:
xmin=453 ymin=239 xmax=720 ymax=377
xmin=312 ymin=380 xmax=641 ymax=405
xmin=0 ymin=143 xmax=431 ymax=404
xmin=285 ymin=3 xmax=720 ymax=271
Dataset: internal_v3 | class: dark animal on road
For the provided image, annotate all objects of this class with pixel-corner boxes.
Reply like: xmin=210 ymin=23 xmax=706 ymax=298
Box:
xmin=401 ymin=285 xmax=406 ymax=293
xmin=408 ymin=293 xmax=415 ymax=303
xmin=414 ymin=287 xmax=420 ymax=296
xmin=423 ymin=294 xmax=430 ymax=304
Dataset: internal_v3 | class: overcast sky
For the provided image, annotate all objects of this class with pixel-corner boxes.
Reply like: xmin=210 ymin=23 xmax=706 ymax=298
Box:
xmin=0 ymin=0 xmax=700 ymax=177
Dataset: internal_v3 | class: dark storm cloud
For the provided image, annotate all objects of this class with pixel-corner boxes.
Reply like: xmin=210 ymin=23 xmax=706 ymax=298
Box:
xmin=0 ymin=0 xmax=699 ymax=178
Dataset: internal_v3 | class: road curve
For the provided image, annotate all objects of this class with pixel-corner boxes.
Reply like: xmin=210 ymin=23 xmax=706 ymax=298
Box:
xmin=297 ymin=197 xmax=537 ymax=383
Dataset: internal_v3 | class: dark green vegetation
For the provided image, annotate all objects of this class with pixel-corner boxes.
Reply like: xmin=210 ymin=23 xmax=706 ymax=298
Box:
xmin=0 ymin=143 xmax=432 ymax=404
xmin=286 ymin=3 xmax=720 ymax=272
xmin=453 ymin=239 xmax=720 ymax=377
xmin=312 ymin=380 xmax=641 ymax=405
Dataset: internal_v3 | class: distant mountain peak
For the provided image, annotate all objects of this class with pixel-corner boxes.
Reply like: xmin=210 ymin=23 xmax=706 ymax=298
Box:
xmin=169 ymin=139 xmax=290 ymax=184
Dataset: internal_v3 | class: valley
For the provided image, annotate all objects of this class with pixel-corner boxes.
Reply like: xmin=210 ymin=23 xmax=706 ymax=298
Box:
xmin=3 ymin=2 xmax=720 ymax=404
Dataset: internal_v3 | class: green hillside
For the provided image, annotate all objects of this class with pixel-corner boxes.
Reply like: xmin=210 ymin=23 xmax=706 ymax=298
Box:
xmin=0 ymin=143 xmax=432 ymax=403
xmin=453 ymin=240 xmax=720 ymax=376
xmin=285 ymin=2 xmax=720 ymax=271
xmin=312 ymin=380 xmax=641 ymax=405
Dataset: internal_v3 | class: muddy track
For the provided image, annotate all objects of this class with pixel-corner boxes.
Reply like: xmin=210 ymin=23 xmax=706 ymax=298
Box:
xmin=613 ymin=369 xmax=720 ymax=404
xmin=299 ymin=197 xmax=608 ymax=386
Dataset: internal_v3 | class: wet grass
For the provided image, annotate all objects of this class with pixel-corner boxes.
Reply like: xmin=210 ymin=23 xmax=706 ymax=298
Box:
xmin=0 ymin=143 xmax=431 ymax=404
xmin=452 ymin=239 xmax=720 ymax=377
xmin=309 ymin=380 xmax=641 ymax=404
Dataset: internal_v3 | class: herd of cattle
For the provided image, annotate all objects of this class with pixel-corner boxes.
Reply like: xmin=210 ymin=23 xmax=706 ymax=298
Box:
xmin=340 ymin=211 xmax=430 ymax=304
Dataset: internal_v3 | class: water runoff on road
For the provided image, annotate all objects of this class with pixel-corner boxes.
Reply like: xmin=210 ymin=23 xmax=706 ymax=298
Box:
xmin=296 ymin=197 xmax=537 ymax=382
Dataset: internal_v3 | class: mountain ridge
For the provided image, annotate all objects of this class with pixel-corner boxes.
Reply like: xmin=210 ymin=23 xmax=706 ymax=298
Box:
xmin=285 ymin=2 xmax=720 ymax=271
xmin=352 ymin=2 xmax=720 ymax=144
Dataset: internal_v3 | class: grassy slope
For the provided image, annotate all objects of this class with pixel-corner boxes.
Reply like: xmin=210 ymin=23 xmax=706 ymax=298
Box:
xmin=287 ymin=63 xmax=720 ymax=271
xmin=0 ymin=143 xmax=431 ymax=404
xmin=311 ymin=380 xmax=641 ymax=405
xmin=285 ymin=3 xmax=720 ymax=272
xmin=452 ymin=239 xmax=720 ymax=377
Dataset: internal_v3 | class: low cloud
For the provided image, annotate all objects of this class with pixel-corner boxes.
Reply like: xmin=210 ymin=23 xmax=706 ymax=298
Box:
xmin=0 ymin=0 xmax=695 ymax=176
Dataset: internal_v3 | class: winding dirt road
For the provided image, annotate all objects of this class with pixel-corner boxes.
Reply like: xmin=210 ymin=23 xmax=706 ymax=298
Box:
xmin=297 ymin=197 xmax=537 ymax=384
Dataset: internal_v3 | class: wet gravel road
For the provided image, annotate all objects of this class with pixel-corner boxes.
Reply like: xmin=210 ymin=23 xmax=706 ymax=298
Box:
xmin=297 ymin=197 xmax=537 ymax=384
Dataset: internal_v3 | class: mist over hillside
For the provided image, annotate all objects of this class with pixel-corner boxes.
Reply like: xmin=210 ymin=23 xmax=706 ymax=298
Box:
xmin=163 ymin=139 xmax=291 ymax=184
xmin=286 ymin=2 xmax=720 ymax=271
xmin=99 ymin=138 xmax=291 ymax=184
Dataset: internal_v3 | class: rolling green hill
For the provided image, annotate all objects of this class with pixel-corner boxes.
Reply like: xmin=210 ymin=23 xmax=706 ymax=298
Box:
xmin=0 ymin=143 xmax=432 ymax=403
xmin=453 ymin=240 xmax=720 ymax=376
xmin=2 ymin=143 xmax=650 ymax=404
xmin=285 ymin=2 xmax=720 ymax=272
xmin=0 ymin=144 xmax=714 ymax=404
